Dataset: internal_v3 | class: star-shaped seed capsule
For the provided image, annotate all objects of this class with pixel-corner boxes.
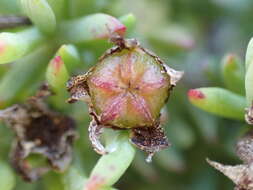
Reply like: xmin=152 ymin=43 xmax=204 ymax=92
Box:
xmin=67 ymin=36 xmax=183 ymax=161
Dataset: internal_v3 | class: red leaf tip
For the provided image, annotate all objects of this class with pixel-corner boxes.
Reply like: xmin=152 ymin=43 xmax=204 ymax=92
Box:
xmin=52 ymin=56 xmax=64 ymax=74
xmin=188 ymin=89 xmax=205 ymax=99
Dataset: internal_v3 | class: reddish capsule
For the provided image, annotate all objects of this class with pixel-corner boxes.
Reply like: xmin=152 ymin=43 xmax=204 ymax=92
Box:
xmin=67 ymin=37 xmax=183 ymax=161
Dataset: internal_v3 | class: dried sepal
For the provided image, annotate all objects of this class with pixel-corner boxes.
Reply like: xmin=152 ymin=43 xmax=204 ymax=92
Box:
xmin=0 ymin=85 xmax=77 ymax=182
xmin=163 ymin=64 xmax=184 ymax=86
xmin=88 ymin=112 xmax=108 ymax=155
xmin=208 ymin=129 xmax=253 ymax=189
xmin=67 ymin=73 xmax=91 ymax=104
xmin=245 ymin=103 xmax=253 ymax=125
xmin=130 ymin=122 xmax=170 ymax=162
xmin=207 ymin=159 xmax=253 ymax=190
xmin=139 ymin=47 xmax=184 ymax=86
xmin=236 ymin=130 xmax=253 ymax=164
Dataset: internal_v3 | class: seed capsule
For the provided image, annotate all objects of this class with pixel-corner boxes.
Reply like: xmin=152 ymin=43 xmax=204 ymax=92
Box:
xmin=67 ymin=36 xmax=183 ymax=161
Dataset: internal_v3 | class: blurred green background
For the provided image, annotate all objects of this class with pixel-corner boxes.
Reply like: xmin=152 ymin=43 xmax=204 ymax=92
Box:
xmin=1 ymin=0 xmax=252 ymax=189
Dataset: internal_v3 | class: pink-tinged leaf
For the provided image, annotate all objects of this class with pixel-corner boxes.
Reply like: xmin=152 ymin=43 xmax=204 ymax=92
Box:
xmin=129 ymin=93 xmax=153 ymax=122
xmin=101 ymin=93 xmax=127 ymax=123
xmin=90 ymin=15 xmax=126 ymax=39
xmin=59 ymin=13 xmax=126 ymax=43
xmin=46 ymin=54 xmax=69 ymax=92
xmin=85 ymin=175 xmax=106 ymax=190
xmin=188 ymin=87 xmax=246 ymax=120
xmin=85 ymin=132 xmax=135 ymax=189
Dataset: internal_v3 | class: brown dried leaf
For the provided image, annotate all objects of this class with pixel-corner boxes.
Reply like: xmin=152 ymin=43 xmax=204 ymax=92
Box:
xmin=0 ymin=85 xmax=77 ymax=182
xmin=207 ymin=159 xmax=253 ymax=190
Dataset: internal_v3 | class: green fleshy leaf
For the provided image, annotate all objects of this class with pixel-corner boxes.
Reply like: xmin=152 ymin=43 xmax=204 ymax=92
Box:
xmin=245 ymin=37 xmax=253 ymax=70
xmin=0 ymin=160 xmax=16 ymax=190
xmin=57 ymin=44 xmax=81 ymax=72
xmin=245 ymin=60 xmax=253 ymax=105
xmin=0 ymin=45 xmax=54 ymax=107
xmin=46 ymin=54 xmax=69 ymax=93
xmin=58 ymin=13 xmax=126 ymax=44
xmin=188 ymin=87 xmax=246 ymax=120
xmin=62 ymin=166 xmax=86 ymax=190
xmin=221 ymin=53 xmax=245 ymax=95
xmin=0 ymin=28 xmax=44 ymax=64
xmin=118 ymin=13 xmax=136 ymax=34
xmin=148 ymin=25 xmax=195 ymax=53
xmin=84 ymin=131 xmax=135 ymax=190
xmin=20 ymin=0 xmax=56 ymax=34
xmin=46 ymin=0 xmax=66 ymax=20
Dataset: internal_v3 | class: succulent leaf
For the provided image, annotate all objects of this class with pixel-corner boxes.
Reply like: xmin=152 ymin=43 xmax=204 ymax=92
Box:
xmin=245 ymin=37 xmax=253 ymax=71
xmin=0 ymin=45 xmax=53 ymax=106
xmin=46 ymin=55 xmax=69 ymax=93
xmin=188 ymin=87 xmax=246 ymax=120
xmin=0 ymin=28 xmax=44 ymax=64
xmin=245 ymin=59 xmax=253 ymax=105
xmin=0 ymin=160 xmax=16 ymax=190
xmin=221 ymin=54 xmax=245 ymax=95
xmin=84 ymin=131 xmax=135 ymax=190
xmin=59 ymin=13 xmax=126 ymax=43
xmin=57 ymin=44 xmax=81 ymax=72
xmin=20 ymin=0 xmax=56 ymax=34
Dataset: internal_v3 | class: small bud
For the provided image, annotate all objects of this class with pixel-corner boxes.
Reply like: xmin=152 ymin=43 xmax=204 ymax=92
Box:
xmin=20 ymin=0 xmax=56 ymax=34
xmin=188 ymin=87 xmax=246 ymax=120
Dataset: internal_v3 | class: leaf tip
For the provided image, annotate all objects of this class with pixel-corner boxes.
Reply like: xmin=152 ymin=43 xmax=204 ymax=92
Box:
xmin=188 ymin=89 xmax=205 ymax=100
xmin=51 ymin=55 xmax=64 ymax=74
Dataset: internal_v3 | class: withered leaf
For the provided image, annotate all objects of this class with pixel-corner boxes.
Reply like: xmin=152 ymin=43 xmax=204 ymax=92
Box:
xmin=0 ymin=85 xmax=77 ymax=182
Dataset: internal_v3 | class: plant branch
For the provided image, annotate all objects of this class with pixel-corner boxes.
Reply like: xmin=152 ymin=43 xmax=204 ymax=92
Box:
xmin=0 ymin=16 xmax=31 ymax=29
